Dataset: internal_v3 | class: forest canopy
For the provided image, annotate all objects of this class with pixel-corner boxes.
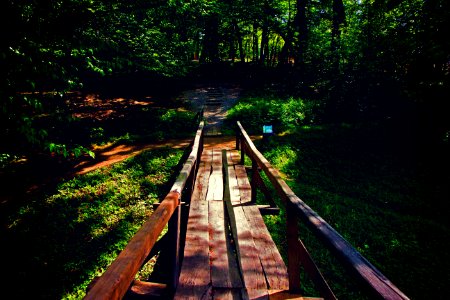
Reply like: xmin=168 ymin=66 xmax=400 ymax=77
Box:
xmin=1 ymin=0 xmax=449 ymax=155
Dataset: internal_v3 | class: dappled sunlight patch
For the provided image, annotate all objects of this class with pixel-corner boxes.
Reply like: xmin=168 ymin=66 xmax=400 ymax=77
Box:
xmin=263 ymin=145 xmax=298 ymax=177
xmin=4 ymin=147 xmax=184 ymax=299
xmin=69 ymin=93 xmax=169 ymax=122
xmin=226 ymin=96 xmax=317 ymax=134
xmin=74 ymin=139 xmax=190 ymax=175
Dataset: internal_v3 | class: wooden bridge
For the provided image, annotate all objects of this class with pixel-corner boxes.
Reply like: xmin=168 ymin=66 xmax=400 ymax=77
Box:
xmin=84 ymin=121 xmax=409 ymax=300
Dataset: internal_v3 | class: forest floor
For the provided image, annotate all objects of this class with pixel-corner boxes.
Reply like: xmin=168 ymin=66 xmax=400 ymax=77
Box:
xmin=2 ymin=81 xmax=447 ymax=299
xmin=0 ymin=82 xmax=251 ymax=299
xmin=0 ymin=83 xmax=242 ymax=218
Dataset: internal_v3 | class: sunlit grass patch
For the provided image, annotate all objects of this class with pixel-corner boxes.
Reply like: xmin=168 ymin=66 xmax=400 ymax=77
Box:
xmin=225 ymin=95 xmax=319 ymax=135
xmin=250 ymin=123 xmax=450 ymax=299
xmin=5 ymin=147 xmax=184 ymax=299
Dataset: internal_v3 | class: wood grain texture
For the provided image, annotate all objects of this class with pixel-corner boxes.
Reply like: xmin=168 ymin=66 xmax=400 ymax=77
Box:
xmin=226 ymin=150 xmax=242 ymax=203
xmin=213 ymin=288 xmax=242 ymax=299
xmin=209 ymin=200 xmax=243 ymax=289
xmin=207 ymin=149 xmax=223 ymax=201
xmin=175 ymin=152 xmax=211 ymax=299
xmin=242 ymin=205 xmax=289 ymax=291
xmin=228 ymin=203 xmax=267 ymax=291
xmin=129 ymin=281 xmax=167 ymax=297
xmin=234 ymin=165 xmax=251 ymax=204
xmin=84 ymin=192 xmax=180 ymax=300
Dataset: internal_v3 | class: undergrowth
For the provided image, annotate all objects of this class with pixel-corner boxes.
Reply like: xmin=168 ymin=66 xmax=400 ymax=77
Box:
xmin=2 ymin=147 xmax=184 ymax=299
xmin=252 ymin=125 xmax=450 ymax=299
xmin=230 ymin=93 xmax=450 ymax=298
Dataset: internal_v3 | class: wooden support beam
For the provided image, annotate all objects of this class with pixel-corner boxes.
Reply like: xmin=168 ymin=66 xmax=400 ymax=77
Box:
xmin=257 ymin=205 xmax=280 ymax=215
xmin=128 ymin=281 xmax=167 ymax=298
xmin=223 ymin=150 xmax=267 ymax=292
xmin=209 ymin=200 xmax=243 ymax=289
xmin=296 ymin=239 xmax=337 ymax=300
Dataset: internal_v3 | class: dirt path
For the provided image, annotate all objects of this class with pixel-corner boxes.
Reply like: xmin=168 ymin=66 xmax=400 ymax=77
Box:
xmin=76 ymin=84 xmax=242 ymax=174
xmin=73 ymin=138 xmax=192 ymax=175
xmin=0 ymin=84 xmax=244 ymax=211
xmin=177 ymin=84 xmax=241 ymax=136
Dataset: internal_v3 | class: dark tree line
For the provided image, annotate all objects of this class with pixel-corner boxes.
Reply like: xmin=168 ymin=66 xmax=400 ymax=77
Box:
xmin=1 ymin=0 xmax=449 ymax=156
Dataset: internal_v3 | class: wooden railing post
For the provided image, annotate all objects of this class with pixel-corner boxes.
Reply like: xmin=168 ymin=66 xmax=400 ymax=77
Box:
xmin=240 ymin=141 xmax=245 ymax=165
xmin=236 ymin=125 xmax=240 ymax=150
xmin=168 ymin=194 xmax=181 ymax=290
xmin=250 ymin=158 xmax=258 ymax=204
xmin=287 ymin=200 xmax=301 ymax=293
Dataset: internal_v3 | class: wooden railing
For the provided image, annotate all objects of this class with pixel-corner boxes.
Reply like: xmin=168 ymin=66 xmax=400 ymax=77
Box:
xmin=84 ymin=121 xmax=204 ymax=300
xmin=236 ymin=121 xmax=409 ymax=300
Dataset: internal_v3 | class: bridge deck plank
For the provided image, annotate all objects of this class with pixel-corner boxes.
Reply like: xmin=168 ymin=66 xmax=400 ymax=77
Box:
xmin=174 ymin=151 xmax=212 ymax=299
xmin=206 ymin=149 xmax=223 ymax=201
xmin=209 ymin=200 xmax=243 ymax=289
xmin=176 ymin=145 xmax=295 ymax=300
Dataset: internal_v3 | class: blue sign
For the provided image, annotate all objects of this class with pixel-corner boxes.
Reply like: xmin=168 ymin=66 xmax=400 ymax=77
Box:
xmin=263 ymin=125 xmax=273 ymax=134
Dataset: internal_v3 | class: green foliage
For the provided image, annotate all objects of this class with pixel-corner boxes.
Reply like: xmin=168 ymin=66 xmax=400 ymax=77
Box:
xmin=4 ymin=147 xmax=183 ymax=299
xmin=226 ymin=95 xmax=318 ymax=134
xmin=254 ymin=123 xmax=450 ymax=298
xmin=158 ymin=109 xmax=197 ymax=137
xmin=48 ymin=143 xmax=95 ymax=159
xmin=2 ymin=0 xmax=448 ymax=156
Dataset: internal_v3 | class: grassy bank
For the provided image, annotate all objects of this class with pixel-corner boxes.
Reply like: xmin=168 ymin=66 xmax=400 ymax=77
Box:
xmin=2 ymin=147 xmax=185 ymax=299
xmin=228 ymin=94 xmax=450 ymax=298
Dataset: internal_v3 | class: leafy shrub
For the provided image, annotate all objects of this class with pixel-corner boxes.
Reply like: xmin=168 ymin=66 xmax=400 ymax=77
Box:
xmin=158 ymin=108 xmax=197 ymax=137
xmin=226 ymin=96 xmax=317 ymax=134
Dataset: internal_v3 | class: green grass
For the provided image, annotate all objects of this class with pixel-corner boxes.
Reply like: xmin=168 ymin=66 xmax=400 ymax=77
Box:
xmin=229 ymin=93 xmax=450 ymax=298
xmin=3 ymin=147 xmax=184 ymax=299
xmin=252 ymin=124 xmax=450 ymax=299
xmin=224 ymin=94 xmax=319 ymax=135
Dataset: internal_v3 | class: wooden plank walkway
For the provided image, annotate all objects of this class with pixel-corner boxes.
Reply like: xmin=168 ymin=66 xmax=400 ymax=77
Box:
xmin=175 ymin=138 xmax=315 ymax=300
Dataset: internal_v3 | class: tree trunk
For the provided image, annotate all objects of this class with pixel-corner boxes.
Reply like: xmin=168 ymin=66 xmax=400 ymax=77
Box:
xmin=294 ymin=0 xmax=308 ymax=68
xmin=252 ymin=22 xmax=259 ymax=62
xmin=260 ymin=12 xmax=269 ymax=64
xmin=331 ymin=0 xmax=346 ymax=72
xmin=327 ymin=0 xmax=346 ymax=120
xmin=233 ymin=20 xmax=246 ymax=63
xmin=200 ymin=13 xmax=220 ymax=63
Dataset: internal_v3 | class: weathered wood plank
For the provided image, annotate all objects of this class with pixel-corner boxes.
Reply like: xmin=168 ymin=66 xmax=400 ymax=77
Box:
xmin=128 ymin=281 xmax=167 ymax=297
xmin=227 ymin=150 xmax=241 ymax=165
xmin=207 ymin=149 xmax=223 ymax=201
xmin=209 ymin=200 xmax=243 ymax=289
xmin=193 ymin=151 xmax=212 ymax=202
xmin=175 ymin=197 xmax=210 ymax=298
xmin=234 ymin=165 xmax=251 ymax=204
xmin=228 ymin=166 xmax=241 ymax=203
xmin=213 ymin=288 xmax=242 ymax=299
xmin=242 ymin=205 xmax=289 ymax=291
xmin=223 ymin=150 xmax=266 ymax=292
xmin=175 ymin=285 xmax=213 ymax=300
xmin=267 ymin=290 xmax=323 ymax=300
xmin=226 ymin=151 xmax=242 ymax=203
xmin=243 ymin=289 xmax=268 ymax=300
xmin=229 ymin=204 xmax=267 ymax=290
xmin=175 ymin=157 xmax=212 ymax=299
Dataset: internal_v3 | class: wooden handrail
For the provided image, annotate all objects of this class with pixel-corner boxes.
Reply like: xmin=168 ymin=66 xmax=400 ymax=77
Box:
xmin=236 ymin=121 xmax=409 ymax=300
xmin=84 ymin=121 xmax=204 ymax=300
